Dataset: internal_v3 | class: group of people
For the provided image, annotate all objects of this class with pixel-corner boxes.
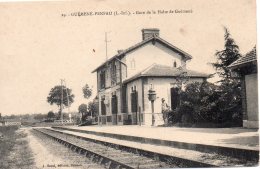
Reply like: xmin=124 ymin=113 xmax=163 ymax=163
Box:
xmin=161 ymin=98 xmax=171 ymax=125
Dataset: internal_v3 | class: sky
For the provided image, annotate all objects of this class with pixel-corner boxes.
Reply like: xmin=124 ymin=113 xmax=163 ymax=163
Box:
xmin=0 ymin=0 xmax=257 ymax=115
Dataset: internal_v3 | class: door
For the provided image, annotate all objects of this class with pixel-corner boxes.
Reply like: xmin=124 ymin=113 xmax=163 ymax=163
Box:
xmin=111 ymin=95 xmax=118 ymax=114
xmin=171 ymin=87 xmax=180 ymax=110
xmin=131 ymin=91 xmax=138 ymax=124
xmin=111 ymin=95 xmax=118 ymax=125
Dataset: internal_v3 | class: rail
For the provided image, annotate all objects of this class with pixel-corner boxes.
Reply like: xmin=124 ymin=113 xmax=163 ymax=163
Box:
xmin=33 ymin=128 xmax=180 ymax=169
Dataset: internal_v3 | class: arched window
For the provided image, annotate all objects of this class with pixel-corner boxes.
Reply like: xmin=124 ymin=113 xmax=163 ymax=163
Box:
xmin=130 ymin=59 xmax=136 ymax=69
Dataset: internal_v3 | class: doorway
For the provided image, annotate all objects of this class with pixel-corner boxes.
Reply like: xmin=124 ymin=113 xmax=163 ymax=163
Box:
xmin=131 ymin=91 xmax=138 ymax=124
xmin=111 ymin=94 xmax=118 ymax=125
xmin=171 ymin=87 xmax=180 ymax=110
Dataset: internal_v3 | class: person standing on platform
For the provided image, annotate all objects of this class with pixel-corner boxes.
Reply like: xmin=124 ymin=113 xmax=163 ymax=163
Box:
xmin=161 ymin=98 xmax=170 ymax=125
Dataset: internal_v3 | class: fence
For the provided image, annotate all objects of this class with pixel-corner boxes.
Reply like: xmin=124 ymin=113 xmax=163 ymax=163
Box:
xmin=54 ymin=120 xmax=74 ymax=125
xmin=98 ymin=112 xmax=165 ymax=126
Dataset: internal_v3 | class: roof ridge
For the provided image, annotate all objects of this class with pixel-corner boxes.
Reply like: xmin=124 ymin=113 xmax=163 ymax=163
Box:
xmin=141 ymin=63 xmax=157 ymax=75
xmin=92 ymin=35 xmax=193 ymax=73
xmin=123 ymin=64 xmax=208 ymax=84
xmin=244 ymin=46 xmax=256 ymax=56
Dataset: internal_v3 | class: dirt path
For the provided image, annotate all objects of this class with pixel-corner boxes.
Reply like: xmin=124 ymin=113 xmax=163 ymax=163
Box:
xmin=26 ymin=128 xmax=65 ymax=168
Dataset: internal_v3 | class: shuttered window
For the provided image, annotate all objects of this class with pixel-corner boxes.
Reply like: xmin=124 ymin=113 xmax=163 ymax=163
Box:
xmin=100 ymin=71 xmax=106 ymax=89
xmin=101 ymin=98 xmax=106 ymax=115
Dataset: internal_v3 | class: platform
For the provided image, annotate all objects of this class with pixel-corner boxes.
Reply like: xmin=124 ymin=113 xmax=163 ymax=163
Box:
xmin=55 ymin=126 xmax=258 ymax=150
xmin=52 ymin=125 xmax=259 ymax=162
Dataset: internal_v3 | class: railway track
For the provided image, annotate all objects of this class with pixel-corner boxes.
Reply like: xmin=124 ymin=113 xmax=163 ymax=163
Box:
xmin=33 ymin=128 xmax=174 ymax=169
xmin=33 ymin=128 xmax=257 ymax=168
xmin=31 ymin=129 xmax=106 ymax=169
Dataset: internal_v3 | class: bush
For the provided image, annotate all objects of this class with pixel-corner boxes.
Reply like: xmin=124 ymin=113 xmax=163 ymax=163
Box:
xmin=172 ymin=81 xmax=242 ymax=126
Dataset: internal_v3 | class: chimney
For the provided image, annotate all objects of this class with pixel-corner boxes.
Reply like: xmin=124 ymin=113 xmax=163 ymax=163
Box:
xmin=141 ymin=28 xmax=160 ymax=40
xmin=117 ymin=50 xmax=123 ymax=54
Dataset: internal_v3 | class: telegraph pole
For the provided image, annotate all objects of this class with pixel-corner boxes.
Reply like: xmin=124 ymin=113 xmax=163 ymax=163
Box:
xmin=105 ymin=32 xmax=111 ymax=71
xmin=60 ymin=79 xmax=64 ymax=125
xmin=99 ymin=32 xmax=111 ymax=125
xmin=105 ymin=32 xmax=111 ymax=63
xmin=63 ymin=79 xmax=71 ymax=123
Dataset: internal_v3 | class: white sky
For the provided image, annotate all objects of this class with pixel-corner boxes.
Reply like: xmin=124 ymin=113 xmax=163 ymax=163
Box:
xmin=0 ymin=0 xmax=257 ymax=115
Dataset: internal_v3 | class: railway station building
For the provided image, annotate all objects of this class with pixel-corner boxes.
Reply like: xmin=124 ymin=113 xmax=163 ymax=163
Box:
xmin=92 ymin=28 xmax=208 ymax=126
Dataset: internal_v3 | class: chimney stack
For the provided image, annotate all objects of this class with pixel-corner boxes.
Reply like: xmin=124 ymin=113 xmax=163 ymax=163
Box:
xmin=141 ymin=28 xmax=160 ymax=40
xmin=117 ymin=50 xmax=123 ymax=54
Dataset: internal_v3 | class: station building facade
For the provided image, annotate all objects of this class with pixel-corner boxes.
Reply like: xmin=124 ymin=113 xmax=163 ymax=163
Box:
xmin=92 ymin=28 xmax=208 ymax=126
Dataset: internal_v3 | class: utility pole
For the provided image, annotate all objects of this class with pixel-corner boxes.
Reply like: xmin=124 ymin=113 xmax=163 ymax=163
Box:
xmin=105 ymin=32 xmax=111 ymax=63
xmin=63 ymin=79 xmax=71 ymax=123
xmin=60 ymin=79 xmax=63 ymax=125
xmin=105 ymin=32 xmax=108 ymax=62
xmin=99 ymin=32 xmax=111 ymax=125
xmin=105 ymin=31 xmax=112 ymax=72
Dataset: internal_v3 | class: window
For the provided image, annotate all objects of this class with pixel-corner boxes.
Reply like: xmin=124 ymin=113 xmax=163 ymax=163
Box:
xmin=106 ymin=65 xmax=110 ymax=79
xmin=101 ymin=97 xmax=106 ymax=115
xmin=131 ymin=85 xmax=137 ymax=92
xmin=173 ymin=61 xmax=177 ymax=68
xmin=130 ymin=59 xmax=136 ymax=69
xmin=111 ymin=62 xmax=117 ymax=85
xmin=100 ymin=71 xmax=106 ymax=89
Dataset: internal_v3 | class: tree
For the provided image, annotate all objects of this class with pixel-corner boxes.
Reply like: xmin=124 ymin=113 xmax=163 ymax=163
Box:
xmin=212 ymin=27 xmax=241 ymax=80
xmin=47 ymin=85 xmax=75 ymax=115
xmin=47 ymin=111 xmax=55 ymax=119
xmin=82 ymin=84 xmax=92 ymax=99
xmin=88 ymin=101 xmax=98 ymax=118
xmin=22 ymin=114 xmax=30 ymax=120
xmin=214 ymin=80 xmax=242 ymax=124
xmin=78 ymin=103 xmax=88 ymax=121
xmin=33 ymin=113 xmax=46 ymax=121
xmin=210 ymin=27 xmax=242 ymax=125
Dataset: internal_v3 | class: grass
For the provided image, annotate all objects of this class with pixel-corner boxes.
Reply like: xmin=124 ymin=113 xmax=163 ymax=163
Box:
xmin=0 ymin=126 xmax=35 ymax=169
xmin=0 ymin=126 xmax=19 ymax=167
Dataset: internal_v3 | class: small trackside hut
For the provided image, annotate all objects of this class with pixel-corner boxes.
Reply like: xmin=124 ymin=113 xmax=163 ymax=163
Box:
xmin=229 ymin=47 xmax=258 ymax=128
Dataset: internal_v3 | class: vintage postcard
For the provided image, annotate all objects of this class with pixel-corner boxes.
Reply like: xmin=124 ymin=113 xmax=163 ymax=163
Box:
xmin=0 ymin=0 xmax=258 ymax=168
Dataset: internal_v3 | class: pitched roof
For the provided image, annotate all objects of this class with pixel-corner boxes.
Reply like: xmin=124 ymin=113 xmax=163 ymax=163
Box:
xmin=228 ymin=47 xmax=257 ymax=68
xmin=92 ymin=36 xmax=192 ymax=73
xmin=123 ymin=64 xmax=209 ymax=84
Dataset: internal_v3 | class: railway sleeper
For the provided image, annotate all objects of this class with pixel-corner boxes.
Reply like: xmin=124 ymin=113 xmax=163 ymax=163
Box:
xmin=34 ymin=128 xmax=209 ymax=168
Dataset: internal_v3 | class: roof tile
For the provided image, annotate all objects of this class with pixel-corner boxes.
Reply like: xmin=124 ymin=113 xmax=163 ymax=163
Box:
xmin=228 ymin=47 xmax=257 ymax=68
xmin=123 ymin=64 xmax=208 ymax=84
